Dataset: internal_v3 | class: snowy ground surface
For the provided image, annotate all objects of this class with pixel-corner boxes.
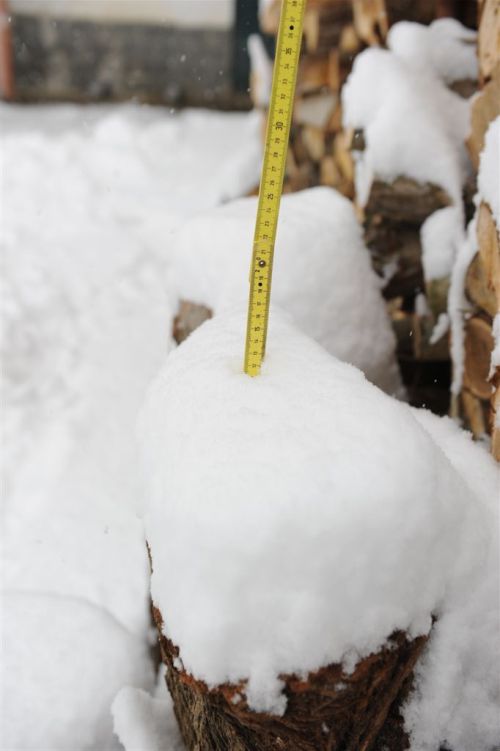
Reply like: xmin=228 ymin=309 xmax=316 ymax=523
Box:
xmin=1 ymin=100 xmax=499 ymax=751
xmin=1 ymin=103 xmax=262 ymax=751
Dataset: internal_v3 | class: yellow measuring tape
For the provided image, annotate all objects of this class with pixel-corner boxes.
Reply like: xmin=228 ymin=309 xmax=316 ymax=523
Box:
xmin=244 ymin=0 xmax=306 ymax=377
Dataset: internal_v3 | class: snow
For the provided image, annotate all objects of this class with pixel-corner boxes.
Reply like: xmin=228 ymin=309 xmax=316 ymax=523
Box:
xmin=478 ymin=116 xmax=500 ymax=229
xmin=248 ymin=34 xmax=272 ymax=108
xmin=170 ymin=187 xmax=403 ymax=395
xmin=420 ymin=206 xmax=464 ymax=281
xmin=448 ymin=216 xmax=478 ymax=395
xmin=407 ymin=409 xmax=500 ymax=751
xmin=342 ymin=46 xmax=471 ymax=206
xmin=112 ymin=676 xmax=184 ymax=751
xmin=1 ymin=103 xmax=262 ymax=750
xmin=141 ymin=308 xmax=494 ymax=731
xmin=3 ymin=593 xmax=154 ymax=750
xmin=429 ymin=312 xmax=450 ymax=345
xmin=388 ymin=19 xmax=478 ymax=84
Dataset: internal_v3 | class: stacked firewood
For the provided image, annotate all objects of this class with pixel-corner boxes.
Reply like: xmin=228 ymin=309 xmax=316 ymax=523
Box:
xmin=254 ymin=0 xmax=445 ymax=197
xmin=257 ymin=0 xmax=360 ymax=196
xmin=461 ymin=0 xmax=500 ymax=458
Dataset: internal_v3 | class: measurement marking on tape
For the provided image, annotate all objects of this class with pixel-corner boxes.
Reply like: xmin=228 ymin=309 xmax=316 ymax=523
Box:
xmin=244 ymin=0 xmax=305 ymax=377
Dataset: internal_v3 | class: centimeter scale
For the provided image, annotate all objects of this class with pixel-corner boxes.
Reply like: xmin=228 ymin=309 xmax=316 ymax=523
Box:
xmin=244 ymin=0 xmax=306 ymax=377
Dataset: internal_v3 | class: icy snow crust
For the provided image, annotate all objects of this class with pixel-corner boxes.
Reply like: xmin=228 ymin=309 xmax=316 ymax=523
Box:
xmin=142 ymin=309 xmax=488 ymax=717
xmin=171 ymin=187 xmax=402 ymax=395
xmin=342 ymin=43 xmax=471 ymax=206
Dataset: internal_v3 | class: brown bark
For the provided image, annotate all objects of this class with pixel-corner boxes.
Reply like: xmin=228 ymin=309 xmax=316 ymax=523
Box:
xmin=152 ymin=604 xmax=428 ymax=751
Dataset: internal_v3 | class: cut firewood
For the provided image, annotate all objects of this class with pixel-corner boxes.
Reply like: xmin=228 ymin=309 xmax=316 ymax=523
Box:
xmin=340 ymin=23 xmax=362 ymax=55
xmin=353 ymin=0 xmax=389 ymax=46
xmin=302 ymin=125 xmax=326 ymax=161
xmin=297 ymin=56 xmax=331 ymax=95
xmin=320 ymin=154 xmax=342 ymax=186
xmin=477 ymin=201 xmax=500 ymax=310
xmin=363 ymin=178 xmax=451 ymax=225
xmin=461 ymin=388 xmax=489 ymax=438
xmin=259 ymin=0 xmax=281 ymax=35
xmin=467 ymin=62 xmax=500 ymax=169
xmin=152 ymin=604 xmax=427 ymax=751
xmin=465 ymin=252 xmax=498 ymax=318
xmin=327 ymin=48 xmax=341 ymax=92
xmin=463 ymin=315 xmax=495 ymax=400
xmin=386 ymin=0 xmax=436 ymax=24
xmin=294 ymin=91 xmax=337 ymax=128
xmin=478 ymin=0 xmax=500 ymax=84
xmin=303 ymin=3 xmax=353 ymax=54
xmin=173 ymin=300 xmax=212 ymax=345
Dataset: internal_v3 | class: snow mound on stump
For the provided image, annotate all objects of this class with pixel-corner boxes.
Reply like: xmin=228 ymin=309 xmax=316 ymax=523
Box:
xmin=170 ymin=187 xmax=402 ymax=396
xmin=141 ymin=309 xmax=486 ymax=717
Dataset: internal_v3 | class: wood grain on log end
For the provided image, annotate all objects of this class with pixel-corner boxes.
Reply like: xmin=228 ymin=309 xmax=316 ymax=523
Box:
xmin=151 ymin=604 xmax=428 ymax=751
xmin=463 ymin=315 xmax=494 ymax=400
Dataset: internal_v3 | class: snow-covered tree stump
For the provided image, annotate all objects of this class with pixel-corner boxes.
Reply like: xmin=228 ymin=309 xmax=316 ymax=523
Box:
xmin=152 ymin=603 xmax=427 ymax=751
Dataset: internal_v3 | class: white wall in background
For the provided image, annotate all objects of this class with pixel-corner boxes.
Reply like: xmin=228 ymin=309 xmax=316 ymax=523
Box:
xmin=9 ymin=0 xmax=235 ymax=29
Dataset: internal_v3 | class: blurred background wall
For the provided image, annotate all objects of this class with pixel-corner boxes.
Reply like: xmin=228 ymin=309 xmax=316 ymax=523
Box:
xmin=3 ymin=0 xmax=260 ymax=107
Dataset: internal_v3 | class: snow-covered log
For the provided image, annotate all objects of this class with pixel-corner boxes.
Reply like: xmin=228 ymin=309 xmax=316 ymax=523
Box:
xmin=152 ymin=603 xmax=427 ymax=751
xmin=142 ymin=310 xmax=498 ymax=751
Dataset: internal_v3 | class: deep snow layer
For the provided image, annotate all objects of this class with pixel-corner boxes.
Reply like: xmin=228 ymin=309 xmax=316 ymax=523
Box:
xmin=171 ymin=187 xmax=402 ymax=394
xmin=141 ymin=309 xmax=498 ymax=749
xmin=1 ymin=103 xmax=262 ymax=750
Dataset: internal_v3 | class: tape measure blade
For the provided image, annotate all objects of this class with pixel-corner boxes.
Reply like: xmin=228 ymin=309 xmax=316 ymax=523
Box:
xmin=244 ymin=0 xmax=305 ymax=377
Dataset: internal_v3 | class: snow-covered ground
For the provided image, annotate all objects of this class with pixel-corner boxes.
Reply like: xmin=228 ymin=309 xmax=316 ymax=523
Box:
xmin=1 ymin=103 xmax=262 ymax=750
xmin=1 ymin=99 xmax=499 ymax=751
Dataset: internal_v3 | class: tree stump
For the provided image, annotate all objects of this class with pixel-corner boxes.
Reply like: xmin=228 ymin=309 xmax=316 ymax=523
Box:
xmin=152 ymin=605 xmax=428 ymax=751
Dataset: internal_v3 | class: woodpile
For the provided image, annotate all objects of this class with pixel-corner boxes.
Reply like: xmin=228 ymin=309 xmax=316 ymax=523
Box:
xmin=460 ymin=0 xmax=500 ymax=458
xmin=152 ymin=602 xmax=428 ymax=751
xmin=257 ymin=0 xmax=360 ymax=196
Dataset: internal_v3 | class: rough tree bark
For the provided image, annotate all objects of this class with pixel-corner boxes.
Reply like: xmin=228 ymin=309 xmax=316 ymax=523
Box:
xmin=152 ymin=604 xmax=428 ymax=751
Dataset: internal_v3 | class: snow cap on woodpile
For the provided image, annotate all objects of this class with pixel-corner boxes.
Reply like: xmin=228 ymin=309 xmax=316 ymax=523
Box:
xmin=169 ymin=187 xmax=402 ymax=396
xmin=342 ymin=47 xmax=471 ymax=206
xmin=141 ymin=308 xmax=488 ymax=718
xmin=388 ymin=19 xmax=478 ymax=85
